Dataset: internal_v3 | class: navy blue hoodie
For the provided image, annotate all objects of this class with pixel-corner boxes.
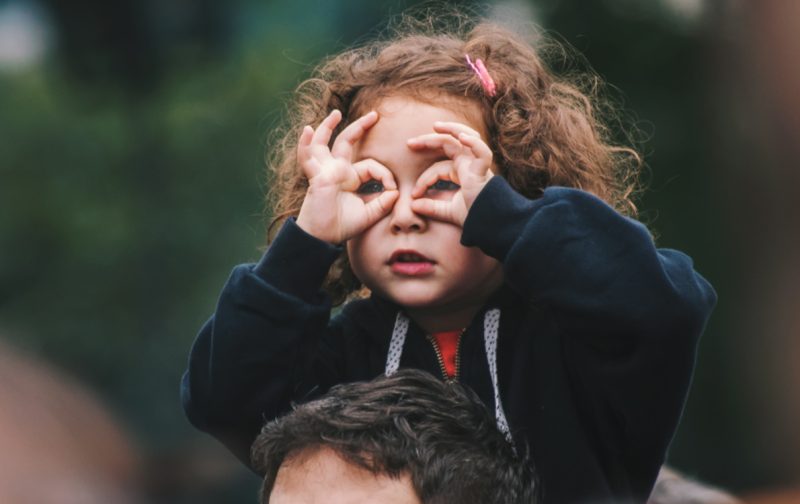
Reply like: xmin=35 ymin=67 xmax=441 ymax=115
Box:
xmin=181 ymin=176 xmax=716 ymax=503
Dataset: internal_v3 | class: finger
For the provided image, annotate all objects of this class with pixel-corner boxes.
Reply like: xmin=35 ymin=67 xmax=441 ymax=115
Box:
xmin=457 ymin=132 xmax=493 ymax=166
xmin=300 ymin=158 xmax=325 ymax=185
xmin=433 ymin=121 xmax=483 ymax=139
xmin=297 ymin=125 xmax=313 ymax=154
xmin=406 ymin=133 xmax=464 ymax=159
xmin=311 ymin=109 xmax=343 ymax=147
xmin=297 ymin=125 xmax=317 ymax=176
xmin=353 ymin=159 xmax=397 ymax=190
xmin=411 ymin=161 xmax=456 ymax=198
xmin=330 ymin=110 xmax=378 ymax=160
xmin=410 ymin=198 xmax=462 ymax=226
xmin=363 ymin=190 xmax=399 ymax=225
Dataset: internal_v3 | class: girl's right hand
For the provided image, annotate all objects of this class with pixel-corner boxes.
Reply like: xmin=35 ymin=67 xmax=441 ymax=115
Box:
xmin=295 ymin=110 xmax=399 ymax=244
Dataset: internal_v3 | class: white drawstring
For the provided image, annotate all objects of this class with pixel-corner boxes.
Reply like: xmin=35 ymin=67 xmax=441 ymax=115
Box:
xmin=483 ymin=308 xmax=511 ymax=441
xmin=384 ymin=309 xmax=511 ymax=441
xmin=385 ymin=311 xmax=409 ymax=376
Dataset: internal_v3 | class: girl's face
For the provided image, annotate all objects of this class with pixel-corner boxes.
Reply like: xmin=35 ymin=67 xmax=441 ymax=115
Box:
xmin=347 ymin=96 xmax=503 ymax=325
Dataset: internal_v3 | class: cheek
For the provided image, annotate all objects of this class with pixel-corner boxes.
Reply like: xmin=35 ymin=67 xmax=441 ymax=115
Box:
xmin=346 ymin=236 xmax=370 ymax=279
xmin=430 ymin=222 xmax=464 ymax=244
xmin=457 ymin=248 xmax=501 ymax=276
xmin=346 ymin=240 xmax=361 ymax=270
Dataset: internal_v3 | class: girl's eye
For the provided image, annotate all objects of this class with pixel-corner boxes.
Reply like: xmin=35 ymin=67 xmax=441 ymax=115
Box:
xmin=357 ymin=179 xmax=385 ymax=194
xmin=428 ymin=179 xmax=460 ymax=192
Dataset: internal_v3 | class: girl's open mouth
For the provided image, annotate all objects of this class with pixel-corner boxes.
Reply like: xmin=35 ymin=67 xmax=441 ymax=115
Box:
xmin=388 ymin=250 xmax=435 ymax=276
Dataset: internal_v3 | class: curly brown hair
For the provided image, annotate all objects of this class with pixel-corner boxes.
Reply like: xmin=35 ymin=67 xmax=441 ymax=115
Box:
xmin=266 ymin=12 xmax=643 ymax=305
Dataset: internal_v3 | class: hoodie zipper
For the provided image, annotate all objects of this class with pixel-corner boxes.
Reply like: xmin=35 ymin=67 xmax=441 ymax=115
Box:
xmin=426 ymin=330 xmax=464 ymax=383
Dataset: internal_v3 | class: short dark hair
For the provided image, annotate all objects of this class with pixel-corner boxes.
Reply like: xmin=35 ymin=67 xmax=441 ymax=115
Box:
xmin=251 ymin=369 xmax=537 ymax=504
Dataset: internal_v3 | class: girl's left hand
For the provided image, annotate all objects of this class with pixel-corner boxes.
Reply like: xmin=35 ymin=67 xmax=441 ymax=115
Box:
xmin=406 ymin=121 xmax=494 ymax=226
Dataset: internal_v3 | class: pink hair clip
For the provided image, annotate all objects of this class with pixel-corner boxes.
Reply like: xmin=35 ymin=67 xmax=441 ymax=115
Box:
xmin=465 ymin=54 xmax=497 ymax=97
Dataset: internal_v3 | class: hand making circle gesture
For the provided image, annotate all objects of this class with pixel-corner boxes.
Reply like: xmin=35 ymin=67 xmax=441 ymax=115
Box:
xmin=295 ymin=110 xmax=399 ymax=244
xmin=406 ymin=121 xmax=495 ymax=226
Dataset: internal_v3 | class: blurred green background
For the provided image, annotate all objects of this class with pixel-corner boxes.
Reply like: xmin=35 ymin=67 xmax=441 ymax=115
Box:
xmin=2 ymin=0 xmax=799 ymax=502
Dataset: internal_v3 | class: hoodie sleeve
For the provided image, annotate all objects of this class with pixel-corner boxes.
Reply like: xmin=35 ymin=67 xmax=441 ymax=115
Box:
xmin=461 ymin=176 xmax=717 ymax=498
xmin=180 ymin=218 xmax=343 ymax=468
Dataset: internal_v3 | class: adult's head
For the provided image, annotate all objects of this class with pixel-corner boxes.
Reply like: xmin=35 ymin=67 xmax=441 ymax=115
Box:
xmin=252 ymin=369 xmax=537 ymax=503
xmin=0 ymin=339 xmax=140 ymax=503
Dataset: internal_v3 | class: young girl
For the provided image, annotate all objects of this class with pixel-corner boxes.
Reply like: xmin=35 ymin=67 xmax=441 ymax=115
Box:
xmin=182 ymin=15 xmax=716 ymax=504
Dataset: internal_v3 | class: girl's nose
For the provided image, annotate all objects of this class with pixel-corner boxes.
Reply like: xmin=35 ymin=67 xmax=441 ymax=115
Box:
xmin=389 ymin=192 xmax=426 ymax=233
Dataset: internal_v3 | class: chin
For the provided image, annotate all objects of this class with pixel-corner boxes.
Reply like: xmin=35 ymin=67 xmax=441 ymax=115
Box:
xmin=372 ymin=286 xmax=443 ymax=308
xmin=391 ymin=295 xmax=441 ymax=309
